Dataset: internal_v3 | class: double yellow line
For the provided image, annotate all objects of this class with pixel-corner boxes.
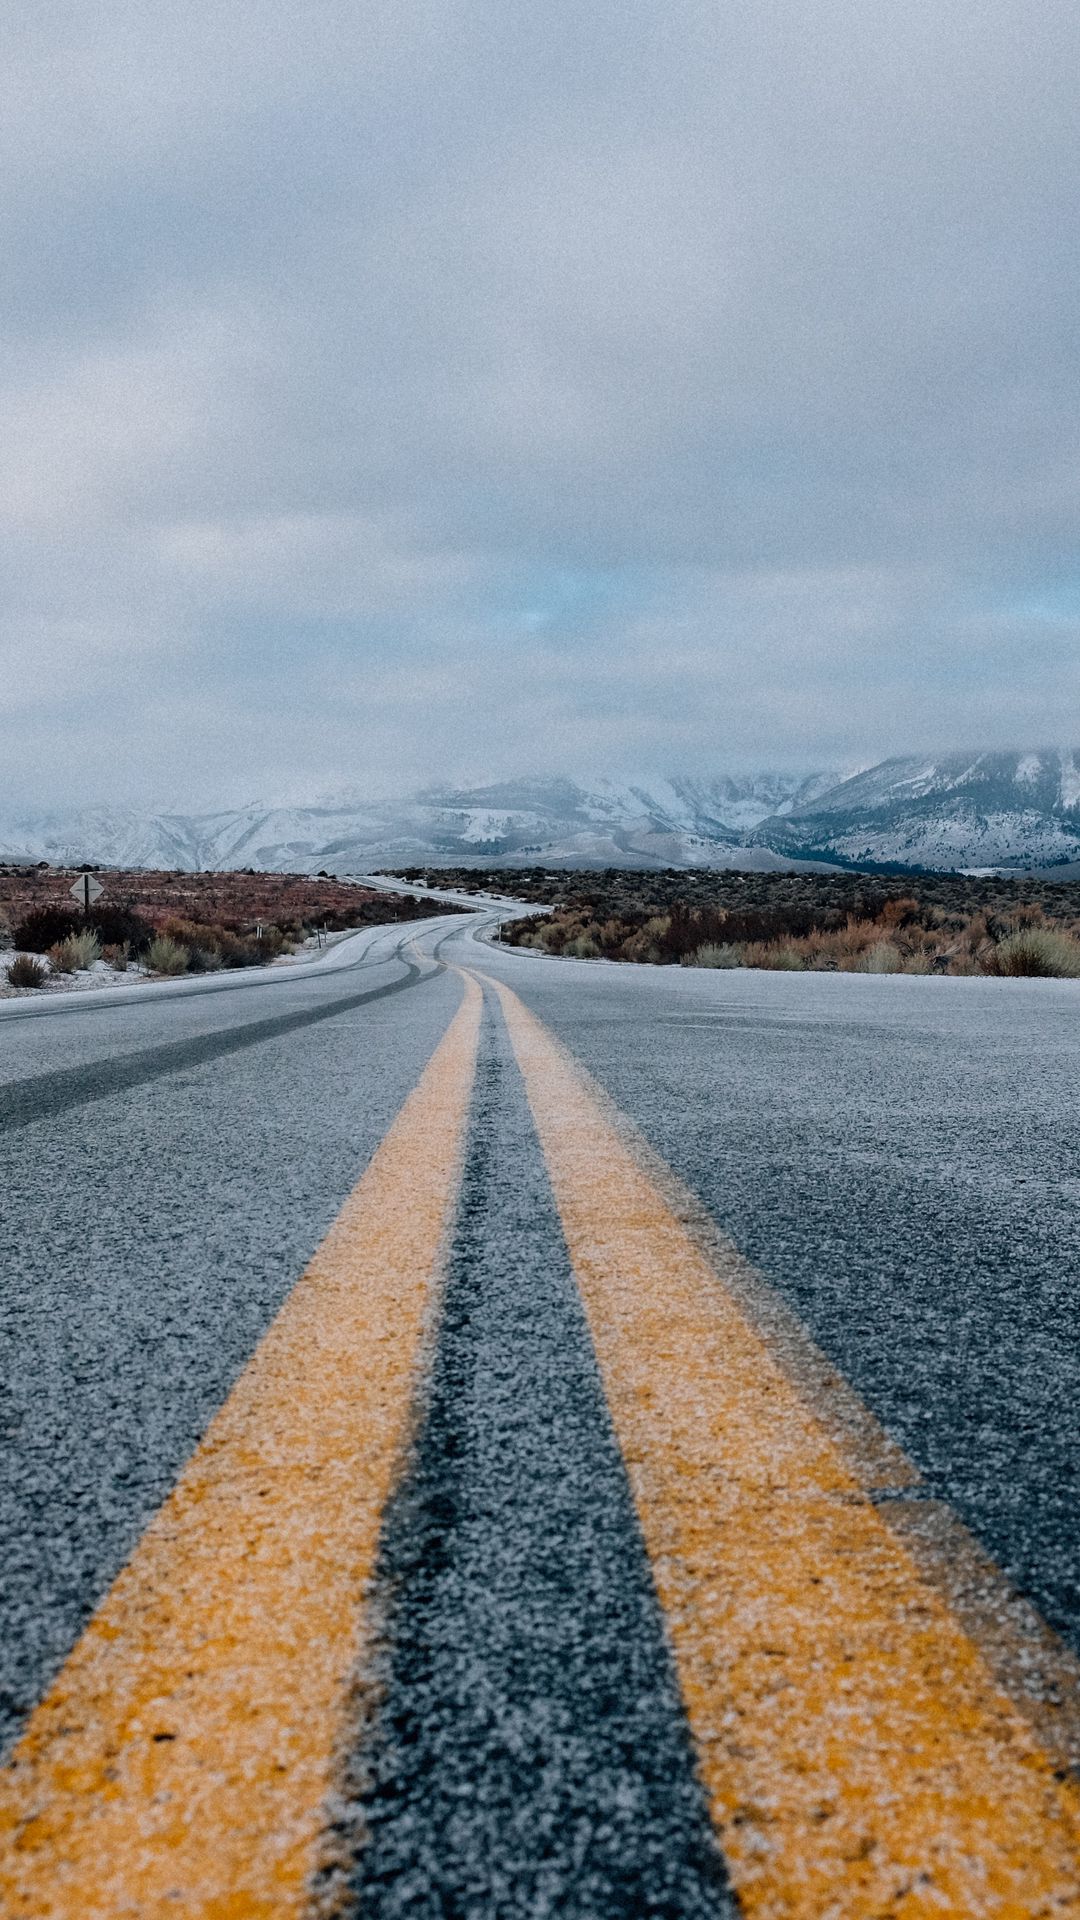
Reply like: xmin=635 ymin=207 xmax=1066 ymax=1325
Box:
xmin=490 ymin=975 xmax=1080 ymax=1917
xmin=3 ymin=968 xmax=1080 ymax=1916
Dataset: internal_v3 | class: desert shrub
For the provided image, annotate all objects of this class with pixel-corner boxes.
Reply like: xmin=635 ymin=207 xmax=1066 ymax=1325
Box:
xmin=1009 ymin=902 xmax=1047 ymax=929
xmin=158 ymin=917 xmax=269 ymax=970
xmin=88 ymin=903 xmax=154 ymax=953
xmin=564 ymin=932 xmax=601 ymax=958
xmin=7 ymin=953 xmax=46 ymax=988
xmin=740 ymin=941 xmax=804 ymax=970
xmin=878 ymin=897 xmax=922 ymax=930
xmin=857 ymin=941 xmax=904 ymax=974
xmin=162 ymin=916 xmax=221 ymax=953
xmin=73 ymin=930 xmax=102 ymax=968
xmin=50 ymin=930 xmax=101 ymax=972
xmin=620 ymin=926 xmax=666 ymax=963
xmin=989 ymin=928 xmax=1080 ymax=978
xmin=101 ymin=943 xmax=129 ymax=970
xmin=533 ymin=921 xmax=568 ymax=953
xmin=657 ymin=903 xmax=726 ymax=960
xmin=641 ymin=914 xmax=672 ymax=941
xmin=668 ymin=902 xmax=836 ymax=957
xmin=13 ymin=904 xmax=80 ymax=952
xmin=620 ymin=914 xmax=670 ymax=962
xmin=146 ymin=934 xmax=189 ymax=975
xmin=496 ymin=876 xmax=1080 ymax=979
xmin=215 ymin=928 xmax=262 ymax=968
xmin=684 ymin=943 xmax=742 ymax=968
xmin=251 ymin=924 xmax=286 ymax=960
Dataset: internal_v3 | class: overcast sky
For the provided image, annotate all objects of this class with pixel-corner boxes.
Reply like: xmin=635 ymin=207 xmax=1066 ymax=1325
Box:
xmin=4 ymin=0 xmax=1079 ymax=809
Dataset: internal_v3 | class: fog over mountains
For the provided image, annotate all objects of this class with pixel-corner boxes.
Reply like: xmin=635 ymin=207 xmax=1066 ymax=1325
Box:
xmin=5 ymin=753 xmax=1080 ymax=875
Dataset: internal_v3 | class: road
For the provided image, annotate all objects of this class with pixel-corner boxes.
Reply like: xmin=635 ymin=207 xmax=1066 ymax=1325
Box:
xmin=2 ymin=907 xmax=1080 ymax=1916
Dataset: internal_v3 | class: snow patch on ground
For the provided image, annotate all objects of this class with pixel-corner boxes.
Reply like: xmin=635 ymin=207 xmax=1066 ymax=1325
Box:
xmin=0 ymin=952 xmax=149 ymax=1000
xmin=0 ymin=929 xmax=341 ymax=1001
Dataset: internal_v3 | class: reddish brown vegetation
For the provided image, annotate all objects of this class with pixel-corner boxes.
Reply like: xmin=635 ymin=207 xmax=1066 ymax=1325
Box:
xmin=0 ymin=864 xmax=461 ymax=974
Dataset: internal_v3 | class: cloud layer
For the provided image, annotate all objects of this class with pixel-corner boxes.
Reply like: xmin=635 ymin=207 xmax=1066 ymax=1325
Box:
xmin=4 ymin=0 xmax=1079 ymax=804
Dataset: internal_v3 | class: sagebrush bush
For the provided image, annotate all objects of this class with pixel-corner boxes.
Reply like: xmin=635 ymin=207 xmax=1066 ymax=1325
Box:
xmin=88 ymin=903 xmax=153 ymax=952
xmin=488 ymin=878 xmax=1080 ymax=981
xmin=13 ymin=905 xmax=80 ymax=952
xmin=146 ymin=934 xmax=189 ymax=975
xmin=7 ymin=953 xmax=46 ymax=988
xmin=989 ymin=928 xmax=1080 ymax=978
xmin=947 ymin=953 xmax=984 ymax=976
xmin=176 ymin=916 xmax=293 ymax=969
xmin=684 ymin=942 xmax=742 ymax=968
xmin=50 ymin=930 xmax=101 ymax=972
xmin=252 ymin=925 xmax=286 ymax=960
xmin=214 ymin=928 xmax=263 ymax=968
xmin=857 ymin=941 xmax=904 ymax=974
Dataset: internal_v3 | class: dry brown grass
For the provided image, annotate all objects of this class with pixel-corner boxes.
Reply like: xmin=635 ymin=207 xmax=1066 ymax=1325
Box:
xmin=504 ymin=897 xmax=1080 ymax=979
xmin=6 ymin=954 xmax=47 ymax=988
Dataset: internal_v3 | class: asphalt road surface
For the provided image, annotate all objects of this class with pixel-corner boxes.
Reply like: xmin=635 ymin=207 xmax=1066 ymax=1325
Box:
xmin=2 ymin=907 xmax=1080 ymax=1917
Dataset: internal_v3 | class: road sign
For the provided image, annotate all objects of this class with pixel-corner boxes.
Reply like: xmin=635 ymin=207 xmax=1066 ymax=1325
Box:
xmin=70 ymin=873 xmax=104 ymax=910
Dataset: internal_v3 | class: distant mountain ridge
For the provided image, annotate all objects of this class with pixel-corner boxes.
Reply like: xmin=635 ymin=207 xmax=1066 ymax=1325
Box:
xmin=3 ymin=753 xmax=1080 ymax=873
xmin=0 ymin=774 xmax=838 ymax=874
xmin=754 ymin=750 xmax=1080 ymax=871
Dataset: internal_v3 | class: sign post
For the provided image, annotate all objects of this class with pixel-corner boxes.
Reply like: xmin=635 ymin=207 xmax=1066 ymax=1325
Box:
xmin=69 ymin=873 xmax=105 ymax=915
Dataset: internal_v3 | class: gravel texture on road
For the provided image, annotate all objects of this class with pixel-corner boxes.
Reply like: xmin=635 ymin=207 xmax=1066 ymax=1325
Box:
xmin=464 ymin=930 xmax=1080 ymax=1657
xmin=0 ymin=932 xmax=460 ymax=1755
xmin=341 ymin=990 xmax=731 ymax=1920
xmin=0 ymin=957 xmax=426 ymax=1133
xmin=4 ymin=903 xmax=1080 ymax=1912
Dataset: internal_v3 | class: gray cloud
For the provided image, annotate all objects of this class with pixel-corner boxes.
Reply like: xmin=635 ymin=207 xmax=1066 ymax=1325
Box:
xmin=3 ymin=0 xmax=1079 ymax=807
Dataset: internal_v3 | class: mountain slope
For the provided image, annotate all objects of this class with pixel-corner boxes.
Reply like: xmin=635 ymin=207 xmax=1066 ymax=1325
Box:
xmin=7 ymin=757 xmax=1079 ymax=874
xmin=0 ymin=774 xmax=835 ymax=873
xmin=753 ymin=751 xmax=1080 ymax=870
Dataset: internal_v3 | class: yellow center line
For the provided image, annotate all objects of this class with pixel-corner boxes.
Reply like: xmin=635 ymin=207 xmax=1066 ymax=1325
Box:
xmin=486 ymin=971 xmax=1080 ymax=1918
xmin=0 ymin=974 xmax=482 ymax=1920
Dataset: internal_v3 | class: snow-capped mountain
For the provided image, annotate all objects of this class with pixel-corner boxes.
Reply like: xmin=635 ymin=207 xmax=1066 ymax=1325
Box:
xmin=6 ymin=756 xmax=1079 ymax=873
xmin=0 ymin=773 xmax=834 ymax=873
xmin=752 ymin=750 xmax=1080 ymax=870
